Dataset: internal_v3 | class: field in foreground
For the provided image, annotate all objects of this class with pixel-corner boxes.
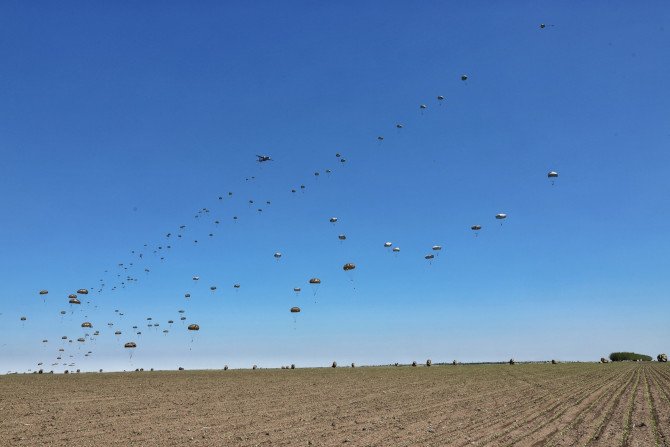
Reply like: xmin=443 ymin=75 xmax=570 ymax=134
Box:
xmin=2 ymin=363 xmax=669 ymax=446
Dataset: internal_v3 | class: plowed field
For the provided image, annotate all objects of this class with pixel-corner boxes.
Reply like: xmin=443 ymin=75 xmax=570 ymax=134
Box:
xmin=2 ymin=363 xmax=669 ymax=446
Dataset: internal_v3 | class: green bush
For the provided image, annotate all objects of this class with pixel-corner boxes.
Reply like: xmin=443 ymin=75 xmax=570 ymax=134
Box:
xmin=609 ymin=352 xmax=652 ymax=362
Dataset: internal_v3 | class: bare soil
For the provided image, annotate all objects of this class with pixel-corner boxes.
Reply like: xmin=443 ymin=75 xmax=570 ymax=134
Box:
xmin=1 ymin=363 xmax=668 ymax=446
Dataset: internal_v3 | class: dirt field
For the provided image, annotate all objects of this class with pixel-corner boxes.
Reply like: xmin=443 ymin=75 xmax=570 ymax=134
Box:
xmin=1 ymin=362 xmax=669 ymax=446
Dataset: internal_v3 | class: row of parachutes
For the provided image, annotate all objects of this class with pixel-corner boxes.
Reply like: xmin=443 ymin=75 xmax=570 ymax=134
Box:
xmin=17 ymin=73 xmax=561 ymax=372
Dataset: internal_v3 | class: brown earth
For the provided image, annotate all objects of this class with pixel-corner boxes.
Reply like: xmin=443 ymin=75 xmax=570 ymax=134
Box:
xmin=1 ymin=363 xmax=669 ymax=446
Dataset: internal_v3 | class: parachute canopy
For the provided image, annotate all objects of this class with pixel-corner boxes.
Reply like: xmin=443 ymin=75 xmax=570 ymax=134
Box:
xmin=343 ymin=263 xmax=356 ymax=271
xmin=384 ymin=242 xmax=392 ymax=248
xmin=187 ymin=324 xmax=200 ymax=331
xmin=124 ymin=342 xmax=136 ymax=349
xmin=432 ymin=245 xmax=442 ymax=251
xmin=290 ymin=307 xmax=301 ymax=313
xmin=309 ymin=278 xmax=321 ymax=285
xmin=471 ymin=225 xmax=482 ymax=231
xmin=77 ymin=289 xmax=89 ymax=295
xmin=495 ymin=213 xmax=507 ymax=220
xmin=548 ymin=171 xmax=558 ymax=178
xmin=39 ymin=290 xmax=48 ymax=295
xmin=81 ymin=322 xmax=92 ymax=328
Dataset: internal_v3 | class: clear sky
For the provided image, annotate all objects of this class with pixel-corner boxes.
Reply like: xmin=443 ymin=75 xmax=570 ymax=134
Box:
xmin=1 ymin=1 xmax=669 ymax=372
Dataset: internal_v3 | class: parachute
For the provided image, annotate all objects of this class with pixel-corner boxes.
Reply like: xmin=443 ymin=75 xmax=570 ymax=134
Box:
xmin=548 ymin=171 xmax=558 ymax=185
xmin=274 ymin=252 xmax=282 ymax=260
xmin=432 ymin=245 xmax=442 ymax=251
xmin=124 ymin=341 xmax=137 ymax=360
xmin=188 ymin=324 xmax=199 ymax=331
xmin=495 ymin=213 xmax=507 ymax=224
xmin=209 ymin=286 xmax=217 ymax=291
xmin=20 ymin=316 xmax=26 ymax=321
xmin=39 ymin=290 xmax=48 ymax=295
xmin=384 ymin=242 xmax=392 ymax=248
xmin=68 ymin=294 xmax=77 ymax=299
xmin=329 ymin=217 xmax=338 ymax=223
xmin=461 ymin=74 xmax=468 ymax=81
xmin=425 ymin=254 xmax=435 ymax=261
xmin=293 ymin=287 xmax=301 ymax=294
xmin=437 ymin=95 xmax=445 ymax=101
xmin=77 ymin=289 xmax=89 ymax=295
xmin=184 ymin=293 xmax=191 ymax=298
xmin=392 ymin=247 xmax=400 ymax=253
xmin=342 ymin=263 xmax=356 ymax=271
xmin=419 ymin=104 xmax=427 ymax=110
xmin=338 ymin=234 xmax=347 ymax=241
xmin=69 ymin=298 xmax=81 ymax=305
xmin=309 ymin=278 xmax=321 ymax=297
xmin=377 ymin=136 xmax=384 ymax=141
xmin=396 ymin=124 xmax=404 ymax=129
xmin=192 ymin=276 xmax=200 ymax=281
xmin=233 ymin=284 xmax=240 ymax=289
xmin=81 ymin=322 xmax=92 ymax=328
xmin=290 ymin=307 xmax=301 ymax=313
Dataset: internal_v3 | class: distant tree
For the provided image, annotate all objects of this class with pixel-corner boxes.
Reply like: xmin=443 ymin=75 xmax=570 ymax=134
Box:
xmin=609 ymin=352 xmax=652 ymax=362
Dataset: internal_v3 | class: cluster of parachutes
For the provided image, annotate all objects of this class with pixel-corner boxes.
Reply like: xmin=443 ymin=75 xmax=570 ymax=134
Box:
xmin=15 ymin=70 xmax=561 ymax=373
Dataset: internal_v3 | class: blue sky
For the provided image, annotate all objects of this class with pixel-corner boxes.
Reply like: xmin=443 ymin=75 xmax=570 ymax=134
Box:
xmin=1 ymin=1 xmax=669 ymax=372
